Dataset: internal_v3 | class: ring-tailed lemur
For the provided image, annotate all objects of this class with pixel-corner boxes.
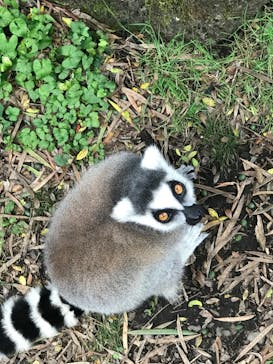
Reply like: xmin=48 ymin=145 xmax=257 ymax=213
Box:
xmin=0 ymin=146 xmax=207 ymax=359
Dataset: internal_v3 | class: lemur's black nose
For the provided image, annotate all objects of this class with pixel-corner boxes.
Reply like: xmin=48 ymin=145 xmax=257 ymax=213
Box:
xmin=183 ymin=204 xmax=205 ymax=225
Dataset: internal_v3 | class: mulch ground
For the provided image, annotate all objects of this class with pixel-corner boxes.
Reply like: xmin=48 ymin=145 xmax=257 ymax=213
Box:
xmin=1 ymin=3 xmax=273 ymax=364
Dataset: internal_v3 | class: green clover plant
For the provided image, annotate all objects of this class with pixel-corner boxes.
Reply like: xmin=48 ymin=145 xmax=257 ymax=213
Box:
xmin=0 ymin=0 xmax=115 ymax=165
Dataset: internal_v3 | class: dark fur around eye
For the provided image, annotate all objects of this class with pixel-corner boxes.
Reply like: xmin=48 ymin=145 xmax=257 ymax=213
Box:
xmin=152 ymin=209 xmax=177 ymax=223
xmin=168 ymin=181 xmax=186 ymax=201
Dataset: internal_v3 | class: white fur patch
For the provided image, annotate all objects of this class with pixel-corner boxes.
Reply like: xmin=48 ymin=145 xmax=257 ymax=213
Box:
xmin=122 ymin=211 xmax=186 ymax=232
xmin=0 ymin=353 xmax=7 ymax=361
xmin=149 ymin=183 xmax=182 ymax=211
xmin=1 ymin=297 xmax=31 ymax=352
xmin=141 ymin=147 xmax=196 ymax=207
xmin=111 ymin=196 xmax=187 ymax=232
xmin=50 ymin=287 xmax=78 ymax=328
xmin=25 ymin=288 xmax=57 ymax=339
xmin=111 ymin=197 xmax=135 ymax=222
xmin=140 ymin=146 xmax=168 ymax=171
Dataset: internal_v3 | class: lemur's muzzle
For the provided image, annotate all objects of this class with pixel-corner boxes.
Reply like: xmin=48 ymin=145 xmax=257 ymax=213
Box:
xmin=183 ymin=204 xmax=205 ymax=225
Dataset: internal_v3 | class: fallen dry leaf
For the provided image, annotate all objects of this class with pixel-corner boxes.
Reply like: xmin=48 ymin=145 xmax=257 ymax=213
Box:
xmin=255 ymin=215 xmax=266 ymax=250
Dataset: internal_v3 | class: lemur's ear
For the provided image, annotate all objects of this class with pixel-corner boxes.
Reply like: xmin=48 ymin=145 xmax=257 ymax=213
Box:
xmin=140 ymin=145 xmax=168 ymax=170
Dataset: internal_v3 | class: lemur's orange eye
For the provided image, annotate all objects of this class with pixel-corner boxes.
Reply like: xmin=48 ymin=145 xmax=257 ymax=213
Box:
xmin=158 ymin=212 xmax=169 ymax=222
xmin=174 ymin=183 xmax=183 ymax=195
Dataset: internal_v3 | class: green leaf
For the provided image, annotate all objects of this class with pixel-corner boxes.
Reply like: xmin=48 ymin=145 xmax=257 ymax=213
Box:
xmin=85 ymin=112 xmax=99 ymax=128
xmin=70 ymin=21 xmax=89 ymax=36
xmin=4 ymin=200 xmax=15 ymax=214
xmin=9 ymin=17 xmax=28 ymax=36
xmin=0 ymin=55 xmax=12 ymax=72
xmin=5 ymin=106 xmax=20 ymax=121
xmin=0 ymin=33 xmax=18 ymax=59
xmin=98 ymin=38 xmax=108 ymax=51
xmin=62 ymin=56 xmax=82 ymax=69
xmin=38 ymin=140 xmax=49 ymax=149
xmin=38 ymin=84 xmax=52 ymax=103
xmin=15 ymin=58 xmax=31 ymax=73
xmin=53 ymin=154 xmax=70 ymax=167
xmin=0 ymin=81 xmax=12 ymax=100
xmin=81 ymin=54 xmax=93 ymax=70
xmin=59 ymin=44 xmax=78 ymax=57
xmin=188 ymin=299 xmax=203 ymax=308
xmin=33 ymin=58 xmax=52 ymax=79
xmin=3 ymin=0 xmax=18 ymax=8
xmin=97 ymin=88 xmax=107 ymax=98
xmin=192 ymin=158 xmax=199 ymax=167
xmin=128 ymin=329 xmax=196 ymax=336
xmin=17 ymin=38 xmax=38 ymax=58
xmin=0 ymin=7 xmax=13 ymax=27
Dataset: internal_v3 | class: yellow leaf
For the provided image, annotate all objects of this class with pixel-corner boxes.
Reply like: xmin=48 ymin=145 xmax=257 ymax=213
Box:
xmin=54 ymin=344 xmax=62 ymax=353
xmin=110 ymin=68 xmax=122 ymax=74
xmin=242 ymin=289 xmax=248 ymax=301
xmin=62 ymin=17 xmax=72 ymax=27
xmin=12 ymin=265 xmax=23 ymax=272
xmin=250 ymin=105 xmax=257 ymax=115
xmin=121 ymin=110 xmax=132 ymax=122
xmin=208 ymin=208 xmax=219 ymax=219
xmin=233 ymin=128 xmax=239 ymax=137
xmin=132 ymin=87 xmax=139 ymax=92
xmin=268 ymin=168 xmax=273 ymax=174
xmin=188 ymin=300 xmax=203 ymax=308
xmin=226 ymin=108 xmax=233 ymax=116
xmin=26 ymin=108 xmax=39 ymax=114
xmin=218 ymin=216 xmax=228 ymax=221
xmin=57 ymin=180 xmax=64 ymax=190
xmin=202 ymin=97 xmax=216 ymax=107
xmin=188 ymin=151 xmax=197 ymax=160
xmin=183 ymin=144 xmax=192 ymax=152
xmin=175 ymin=148 xmax=181 ymax=157
xmin=179 ymin=316 xmax=187 ymax=322
xmin=39 ymin=5 xmax=45 ymax=13
xmin=78 ymin=126 xmax=87 ymax=133
xmin=195 ymin=335 xmax=202 ymax=347
xmin=108 ymin=100 xmax=132 ymax=123
xmin=41 ymin=228 xmax=48 ymax=236
xmin=266 ymin=288 xmax=273 ymax=298
xmin=140 ymin=82 xmax=150 ymax=90
xmin=76 ymin=148 xmax=88 ymax=160
xmin=19 ymin=276 xmax=26 ymax=286
xmin=108 ymin=99 xmax=122 ymax=113
xmin=33 ymin=361 xmax=40 ymax=364
xmin=21 ymin=94 xmax=30 ymax=110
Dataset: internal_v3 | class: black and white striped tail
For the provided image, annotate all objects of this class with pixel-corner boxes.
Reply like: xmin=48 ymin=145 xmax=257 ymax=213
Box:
xmin=0 ymin=286 xmax=83 ymax=359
